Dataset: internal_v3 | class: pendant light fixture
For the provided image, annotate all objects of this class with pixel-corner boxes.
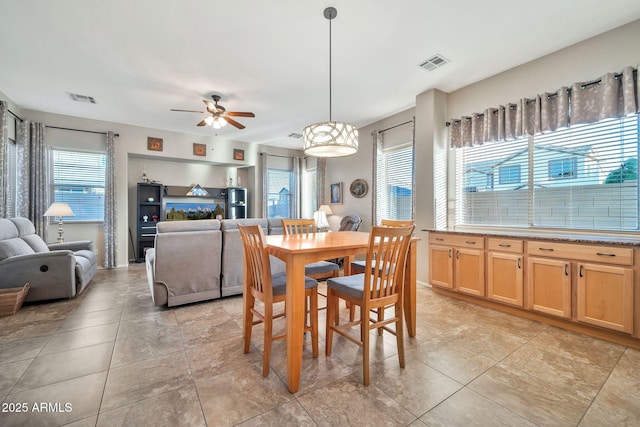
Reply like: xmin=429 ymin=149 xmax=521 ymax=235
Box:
xmin=303 ymin=7 xmax=358 ymax=157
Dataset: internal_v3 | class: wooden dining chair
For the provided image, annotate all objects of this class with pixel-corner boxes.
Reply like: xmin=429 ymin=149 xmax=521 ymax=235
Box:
xmin=349 ymin=219 xmax=415 ymax=324
xmin=281 ymin=219 xmax=340 ymax=281
xmin=351 ymin=219 xmax=414 ymax=274
xmin=239 ymin=224 xmax=319 ymax=377
xmin=325 ymin=224 xmax=415 ymax=385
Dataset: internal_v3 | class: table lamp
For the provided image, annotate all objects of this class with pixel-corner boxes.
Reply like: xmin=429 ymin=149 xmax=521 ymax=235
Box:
xmin=44 ymin=202 xmax=75 ymax=243
xmin=313 ymin=204 xmax=333 ymax=232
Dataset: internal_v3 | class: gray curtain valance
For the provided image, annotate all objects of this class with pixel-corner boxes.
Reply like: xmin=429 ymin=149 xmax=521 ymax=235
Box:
xmin=449 ymin=65 xmax=639 ymax=148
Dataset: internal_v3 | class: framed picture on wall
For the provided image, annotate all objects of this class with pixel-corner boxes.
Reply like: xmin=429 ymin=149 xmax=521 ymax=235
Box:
xmin=233 ymin=149 xmax=245 ymax=161
xmin=330 ymin=182 xmax=343 ymax=204
xmin=147 ymin=137 xmax=163 ymax=152
xmin=193 ymin=143 xmax=206 ymax=156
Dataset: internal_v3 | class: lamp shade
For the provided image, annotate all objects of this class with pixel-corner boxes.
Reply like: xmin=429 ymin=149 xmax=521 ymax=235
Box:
xmin=44 ymin=202 xmax=74 ymax=217
xmin=318 ymin=204 xmax=333 ymax=215
xmin=303 ymin=121 xmax=358 ymax=157
xmin=313 ymin=210 xmax=330 ymax=230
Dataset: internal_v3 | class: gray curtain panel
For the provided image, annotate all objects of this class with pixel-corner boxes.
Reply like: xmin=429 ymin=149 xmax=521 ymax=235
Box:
xmin=292 ymin=156 xmax=301 ymax=218
xmin=15 ymin=121 xmax=29 ymax=218
xmin=450 ymin=64 xmax=639 ymax=148
xmin=104 ymin=131 xmax=117 ymax=268
xmin=28 ymin=122 xmax=49 ymax=237
xmin=316 ymin=157 xmax=326 ymax=206
xmin=260 ymin=152 xmax=268 ymax=218
xmin=0 ymin=101 xmax=7 ymax=217
xmin=371 ymin=130 xmax=382 ymax=226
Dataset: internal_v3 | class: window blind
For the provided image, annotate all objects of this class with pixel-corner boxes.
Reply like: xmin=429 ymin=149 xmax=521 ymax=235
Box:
xmin=456 ymin=116 xmax=639 ymax=231
xmin=53 ymin=150 xmax=106 ymax=222
xmin=266 ymin=168 xmax=293 ymax=218
xmin=376 ymin=144 xmax=414 ymax=224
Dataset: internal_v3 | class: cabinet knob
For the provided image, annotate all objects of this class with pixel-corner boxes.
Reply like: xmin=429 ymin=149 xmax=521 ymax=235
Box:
xmin=517 ymin=258 xmax=521 ymax=269
xmin=564 ymin=264 xmax=569 ymax=276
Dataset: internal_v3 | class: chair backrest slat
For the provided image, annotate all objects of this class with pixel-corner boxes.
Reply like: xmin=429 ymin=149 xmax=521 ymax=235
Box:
xmin=282 ymin=219 xmax=316 ymax=236
xmin=239 ymin=224 xmax=273 ymax=299
xmin=364 ymin=225 xmax=414 ymax=302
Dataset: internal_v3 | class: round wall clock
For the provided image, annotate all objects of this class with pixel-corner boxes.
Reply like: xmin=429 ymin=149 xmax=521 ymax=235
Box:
xmin=350 ymin=179 xmax=368 ymax=198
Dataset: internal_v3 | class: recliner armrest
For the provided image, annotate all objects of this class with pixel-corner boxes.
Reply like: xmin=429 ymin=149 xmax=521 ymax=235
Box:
xmin=0 ymin=251 xmax=76 ymax=301
xmin=48 ymin=240 xmax=94 ymax=252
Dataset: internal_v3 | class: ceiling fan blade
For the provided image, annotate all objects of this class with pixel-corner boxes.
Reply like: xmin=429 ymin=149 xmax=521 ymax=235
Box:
xmin=225 ymin=112 xmax=255 ymax=117
xmin=171 ymin=109 xmax=206 ymax=113
xmin=196 ymin=119 xmax=207 ymax=127
xmin=203 ymin=100 xmax=217 ymax=113
xmin=225 ymin=117 xmax=246 ymax=129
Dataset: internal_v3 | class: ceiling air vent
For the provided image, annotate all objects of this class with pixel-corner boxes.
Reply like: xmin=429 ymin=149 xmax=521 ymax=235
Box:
xmin=68 ymin=93 xmax=97 ymax=104
xmin=288 ymin=133 xmax=303 ymax=139
xmin=418 ymin=54 xmax=450 ymax=71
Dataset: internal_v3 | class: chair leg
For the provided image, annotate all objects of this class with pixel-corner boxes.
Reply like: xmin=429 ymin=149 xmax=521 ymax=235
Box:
xmin=377 ymin=307 xmax=384 ymax=336
xmin=396 ymin=302 xmax=405 ymax=369
xmin=262 ymin=302 xmax=273 ymax=377
xmin=361 ymin=303 xmax=370 ymax=386
xmin=325 ymin=288 xmax=334 ymax=356
xmin=243 ymin=295 xmax=254 ymax=354
xmin=310 ymin=288 xmax=319 ymax=358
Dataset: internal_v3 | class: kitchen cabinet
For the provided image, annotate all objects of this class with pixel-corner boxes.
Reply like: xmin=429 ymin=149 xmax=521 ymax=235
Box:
xmin=487 ymin=238 xmax=524 ymax=307
xmin=429 ymin=233 xmax=485 ymax=296
xmin=526 ymin=256 xmax=571 ymax=318
xmin=577 ymin=262 xmax=633 ymax=333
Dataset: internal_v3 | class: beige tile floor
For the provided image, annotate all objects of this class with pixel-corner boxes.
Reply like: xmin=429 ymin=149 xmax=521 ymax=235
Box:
xmin=0 ymin=264 xmax=639 ymax=426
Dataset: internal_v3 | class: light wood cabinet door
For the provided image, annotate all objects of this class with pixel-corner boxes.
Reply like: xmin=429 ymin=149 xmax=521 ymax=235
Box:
xmin=487 ymin=252 xmax=523 ymax=307
xmin=527 ymin=257 xmax=571 ymax=318
xmin=455 ymin=248 xmax=485 ymax=296
xmin=577 ymin=263 xmax=634 ymax=333
xmin=429 ymin=245 xmax=453 ymax=289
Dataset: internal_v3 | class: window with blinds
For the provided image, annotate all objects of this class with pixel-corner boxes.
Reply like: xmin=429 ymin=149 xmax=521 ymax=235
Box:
xmin=376 ymin=144 xmax=414 ymax=224
xmin=266 ymin=168 xmax=294 ymax=218
xmin=52 ymin=150 xmax=106 ymax=222
xmin=456 ymin=116 xmax=639 ymax=231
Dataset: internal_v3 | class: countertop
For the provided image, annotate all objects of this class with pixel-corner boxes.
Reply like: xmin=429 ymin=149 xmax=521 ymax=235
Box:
xmin=421 ymin=228 xmax=640 ymax=247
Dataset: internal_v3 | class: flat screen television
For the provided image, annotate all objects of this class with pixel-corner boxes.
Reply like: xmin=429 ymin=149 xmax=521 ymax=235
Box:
xmin=165 ymin=202 xmax=224 ymax=220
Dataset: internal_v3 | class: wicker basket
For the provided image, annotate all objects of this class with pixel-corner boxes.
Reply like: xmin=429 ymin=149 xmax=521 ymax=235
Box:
xmin=0 ymin=283 xmax=30 ymax=317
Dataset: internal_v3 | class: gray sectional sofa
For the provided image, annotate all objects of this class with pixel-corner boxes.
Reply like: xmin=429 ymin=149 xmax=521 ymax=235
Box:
xmin=0 ymin=217 xmax=98 ymax=302
xmin=145 ymin=218 xmax=285 ymax=307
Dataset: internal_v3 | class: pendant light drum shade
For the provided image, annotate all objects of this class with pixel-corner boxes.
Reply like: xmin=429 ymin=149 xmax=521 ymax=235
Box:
xmin=303 ymin=7 xmax=358 ymax=157
xmin=303 ymin=121 xmax=358 ymax=157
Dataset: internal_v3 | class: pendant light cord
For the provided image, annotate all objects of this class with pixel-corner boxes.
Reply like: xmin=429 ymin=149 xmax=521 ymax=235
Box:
xmin=328 ymin=11 xmax=333 ymax=122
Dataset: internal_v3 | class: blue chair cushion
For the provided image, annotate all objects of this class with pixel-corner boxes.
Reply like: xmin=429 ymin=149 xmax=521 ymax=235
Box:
xmin=327 ymin=273 xmax=368 ymax=300
xmin=271 ymin=272 xmax=318 ymax=296
xmin=305 ymin=260 xmax=339 ymax=276
xmin=350 ymin=260 xmax=392 ymax=275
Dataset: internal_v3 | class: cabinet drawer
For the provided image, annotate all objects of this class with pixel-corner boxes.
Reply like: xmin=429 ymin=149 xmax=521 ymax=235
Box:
xmin=429 ymin=233 xmax=484 ymax=249
xmin=487 ymin=238 xmax=523 ymax=254
xmin=527 ymin=241 xmax=633 ymax=266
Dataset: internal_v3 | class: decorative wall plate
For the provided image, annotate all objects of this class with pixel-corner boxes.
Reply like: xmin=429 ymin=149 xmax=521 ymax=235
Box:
xmin=350 ymin=179 xmax=368 ymax=198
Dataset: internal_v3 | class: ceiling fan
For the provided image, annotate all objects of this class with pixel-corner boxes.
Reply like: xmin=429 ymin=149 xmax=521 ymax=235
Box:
xmin=170 ymin=95 xmax=255 ymax=129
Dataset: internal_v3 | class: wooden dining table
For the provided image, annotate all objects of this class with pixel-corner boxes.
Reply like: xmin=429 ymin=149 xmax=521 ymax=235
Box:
xmin=261 ymin=230 xmax=419 ymax=393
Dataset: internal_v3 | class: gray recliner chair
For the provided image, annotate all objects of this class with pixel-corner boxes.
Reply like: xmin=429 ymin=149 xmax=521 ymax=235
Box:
xmin=0 ymin=217 xmax=97 ymax=301
xmin=146 ymin=219 xmax=222 ymax=307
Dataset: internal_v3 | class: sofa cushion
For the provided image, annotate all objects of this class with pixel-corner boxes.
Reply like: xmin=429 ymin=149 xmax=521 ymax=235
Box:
xmin=21 ymin=235 xmax=50 ymax=253
xmin=10 ymin=217 xmax=38 ymax=236
xmin=158 ymin=219 xmax=220 ymax=233
xmin=221 ymin=218 xmax=268 ymax=231
xmin=267 ymin=218 xmax=285 ymax=235
xmin=0 ymin=218 xmax=19 ymax=240
xmin=0 ymin=238 xmax=35 ymax=261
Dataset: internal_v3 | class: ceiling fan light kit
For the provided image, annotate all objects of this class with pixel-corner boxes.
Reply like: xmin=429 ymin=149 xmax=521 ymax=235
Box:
xmin=303 ymin=6 xmax=358 ymax=158
xmin=171 ymin=94 xmax=254 ymax=130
